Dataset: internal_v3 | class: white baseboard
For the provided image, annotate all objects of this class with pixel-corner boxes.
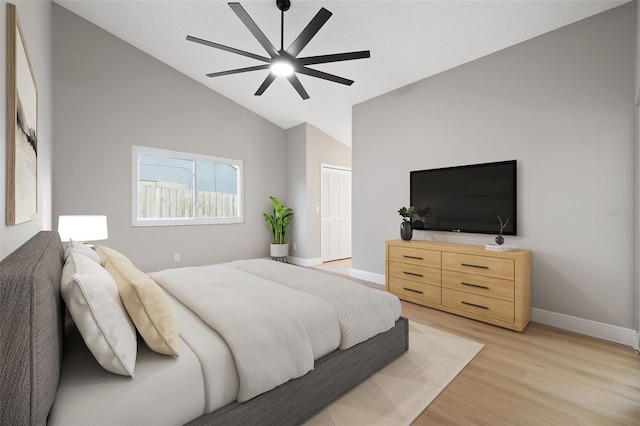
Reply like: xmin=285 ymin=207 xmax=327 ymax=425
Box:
xmin=350 ymin=269 xmax=385 ymax=286
xmin=288 ymin=256 xmax=323 ymax=267
xmin=532 ymin=308 xmax=639 ymax=350
xmin=310 ymin=264 xmax=640 ymax=350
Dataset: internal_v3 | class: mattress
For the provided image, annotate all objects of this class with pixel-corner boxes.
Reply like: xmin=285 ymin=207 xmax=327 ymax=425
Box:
xmin=48 ymin=293 xmax=238 ymax=425
xmin=48 ymin=330 xmax=204 ymax=425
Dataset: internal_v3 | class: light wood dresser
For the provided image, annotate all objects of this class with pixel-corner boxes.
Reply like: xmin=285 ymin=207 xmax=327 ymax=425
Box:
xmin=385 ymin=240 xmax=531 ymax=331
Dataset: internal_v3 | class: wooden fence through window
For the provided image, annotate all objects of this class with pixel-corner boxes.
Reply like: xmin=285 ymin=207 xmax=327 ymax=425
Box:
xmin=138 ymin=185 xmax=237 ymax=219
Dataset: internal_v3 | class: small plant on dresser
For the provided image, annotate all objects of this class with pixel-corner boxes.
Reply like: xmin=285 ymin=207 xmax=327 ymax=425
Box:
xmin=398 ymin=206 xmax=415 ymax=241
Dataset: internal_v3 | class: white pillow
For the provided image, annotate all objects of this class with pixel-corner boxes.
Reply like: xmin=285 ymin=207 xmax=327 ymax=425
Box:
xmin=64 ymin=239 xmax=101 ymax=264
xmin=61 ymin=252 xmax=137 ymax=377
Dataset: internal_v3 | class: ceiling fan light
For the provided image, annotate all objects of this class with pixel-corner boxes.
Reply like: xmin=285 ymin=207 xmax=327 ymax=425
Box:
xmin=271 ymin=61 xmax=294 ymax=77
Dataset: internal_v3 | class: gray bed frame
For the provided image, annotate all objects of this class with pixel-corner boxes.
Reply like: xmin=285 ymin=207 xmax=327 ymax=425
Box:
xmin=0 ymin=231 xmax=409 ymax=425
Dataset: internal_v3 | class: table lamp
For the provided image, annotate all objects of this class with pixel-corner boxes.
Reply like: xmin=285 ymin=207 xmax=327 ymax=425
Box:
xmin=58 ymin=215 xmax=108 ymax=243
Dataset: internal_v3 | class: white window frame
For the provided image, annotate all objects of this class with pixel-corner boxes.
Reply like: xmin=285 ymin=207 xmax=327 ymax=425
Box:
xmin=132 ymin=145 xmax=244 ymax=227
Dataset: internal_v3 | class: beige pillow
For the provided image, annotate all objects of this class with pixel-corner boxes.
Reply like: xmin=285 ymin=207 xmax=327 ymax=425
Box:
xmin=99 ymin=248 xmax=180 ymax=356
xmin=95 ymin=244 xmax=132 ymax=266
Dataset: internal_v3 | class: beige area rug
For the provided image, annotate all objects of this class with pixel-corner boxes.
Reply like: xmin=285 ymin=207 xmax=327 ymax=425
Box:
xmin=305 ymin=321 xmax=484 ymax=426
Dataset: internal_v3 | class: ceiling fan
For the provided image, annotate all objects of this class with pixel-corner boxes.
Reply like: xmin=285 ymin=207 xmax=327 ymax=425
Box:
xmin=186 ymin=0 xmax=370 ymax=100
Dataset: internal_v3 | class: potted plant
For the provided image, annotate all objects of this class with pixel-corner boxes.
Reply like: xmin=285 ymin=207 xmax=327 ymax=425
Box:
xmin=495 ymin=215 xmax=509 ymax=245
xmin=263 ymin=196 xmax=294 ymax=258
xmin=398 ymin=206 xmax=415 ymax=241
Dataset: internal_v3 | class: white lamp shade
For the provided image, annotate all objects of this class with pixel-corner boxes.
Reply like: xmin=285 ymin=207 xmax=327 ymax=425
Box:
xmin=58 ymin=215 xmax=109 ymax=242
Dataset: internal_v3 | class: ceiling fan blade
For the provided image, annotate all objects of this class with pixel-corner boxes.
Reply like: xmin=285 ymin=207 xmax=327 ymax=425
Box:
xmin=187 ymin=35 xmax=270 ymax=63
xmin=206 ymin=64 xmax=271 ymax=78
xmin=287 ymin=74 xmax=310 ymax=100
xmin=297 ymin=50 xmax=370 ymax=66
xmin=297 ymin=67 xmax=353 ymax=86
xmin=255 ymin=73 xmax=277 ymax=96
xmin=228 ymin=2 xmax=279 ymax=58
xmin=287 ymin=7 xmax=332 ymax=57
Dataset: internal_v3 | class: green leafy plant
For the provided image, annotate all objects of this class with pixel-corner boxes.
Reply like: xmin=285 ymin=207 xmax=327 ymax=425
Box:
xmin=398 ymin=206 xmax=415 ymax=222
xmin=263 ymin=196 xmax=293 ymax=244
xmin=498 ymin=215 xmax=510 ymax=235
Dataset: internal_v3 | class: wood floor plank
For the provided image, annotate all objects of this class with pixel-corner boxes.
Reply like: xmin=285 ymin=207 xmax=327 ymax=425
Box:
xmin=400 ymin=301 xmax=640 ymax=426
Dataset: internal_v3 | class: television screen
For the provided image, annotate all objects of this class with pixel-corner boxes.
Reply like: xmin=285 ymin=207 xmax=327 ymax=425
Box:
xmin=410 ymin=160 xmax=517 ymax=235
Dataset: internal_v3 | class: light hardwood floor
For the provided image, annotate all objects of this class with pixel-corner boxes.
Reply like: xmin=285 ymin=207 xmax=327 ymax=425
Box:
xmin=313 ymin=260 xmax=640 ymax=425
xmin=404 ymin=302 xmax=639 ymax=425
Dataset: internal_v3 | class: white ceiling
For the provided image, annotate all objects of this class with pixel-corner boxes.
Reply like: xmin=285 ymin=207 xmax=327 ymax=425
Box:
xmin=55 ymin=0 xmax=627 ymax=146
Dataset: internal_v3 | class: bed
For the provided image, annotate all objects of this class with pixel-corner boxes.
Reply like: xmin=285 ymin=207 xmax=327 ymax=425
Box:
xmin=0 ymin=231 xmax=409 ymax=425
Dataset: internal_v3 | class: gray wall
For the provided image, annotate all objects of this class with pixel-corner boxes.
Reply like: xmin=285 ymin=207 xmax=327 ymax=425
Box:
xmin=0 ymin=0 xmax=53 ymax=259
xmin=636 ymin=0 xmax=640 ymax=336
xmin=353 ymin=3 xmax=636 ymax=329
xmin=637 ymin=1 xmax=640 ymax=106
xmin=285 ymin=123 xmax=307 ymax=258
xmin=52 ymin=5 xmax=286 ymax=272
xmin=286 ymin=123 xmax=351 ymax=262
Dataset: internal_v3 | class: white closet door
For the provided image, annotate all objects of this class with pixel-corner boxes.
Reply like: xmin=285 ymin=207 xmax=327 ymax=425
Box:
xmin=321 ymin=166 xmax=352 ymax=262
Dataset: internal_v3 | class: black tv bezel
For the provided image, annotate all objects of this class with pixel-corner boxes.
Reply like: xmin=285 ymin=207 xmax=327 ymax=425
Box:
xmin=409 ymin=160 xmax=517 ymax=236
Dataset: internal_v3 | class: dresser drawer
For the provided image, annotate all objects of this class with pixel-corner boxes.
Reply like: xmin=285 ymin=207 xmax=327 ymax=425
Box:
xmin=388 ymin=246 xmax=441 ymax=268
xmin=442 ymin=288 xmax=514 ymax=323
xmin=442 ymin=270 xmax=514 ymax=301
xmin=442 ymin=252 xmax=514 ymax=280
xmin=388 ymin=277 xmax=441 ymax=304
xmin=388 ymin=262 xmax=441 ymax=286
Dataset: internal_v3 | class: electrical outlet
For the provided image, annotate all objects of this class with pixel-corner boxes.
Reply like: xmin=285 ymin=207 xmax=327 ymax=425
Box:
xmin=293 ymin=243 xmax=297 ymax=251
xmin=173 ymin=253 xmax=180 ymax=262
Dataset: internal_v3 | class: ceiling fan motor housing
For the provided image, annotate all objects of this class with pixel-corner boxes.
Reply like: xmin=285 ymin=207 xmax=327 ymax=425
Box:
xmin=276 ymin=1 xmax=291 ymax=12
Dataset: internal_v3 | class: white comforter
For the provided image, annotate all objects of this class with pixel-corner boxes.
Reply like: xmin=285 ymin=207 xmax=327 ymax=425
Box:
xmin=228 ymin=259 xmax=401 ymax=349
xmin=150 ymin=262 xmax=341 ymax=402
xmin=150 ymin=259 xmax=401 ymax=403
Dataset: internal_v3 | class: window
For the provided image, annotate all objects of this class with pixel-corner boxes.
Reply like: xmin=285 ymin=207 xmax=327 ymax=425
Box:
xmin=132 ymin=146 xmax=244 ymax=226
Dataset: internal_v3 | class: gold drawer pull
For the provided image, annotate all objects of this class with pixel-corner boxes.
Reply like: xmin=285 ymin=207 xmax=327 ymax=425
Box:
xmin=403 ymin=255 xmax=424 ymax=260
xmin=461 ymin=282 xmax=490 ymax=290
xmin=403 ymin=287 xmax=424 ymax=294
xmin=461 ymin=301 xmax=489 ymax=310
xmin=403 ymin=271 xmax=424 ymax=277
xmin=461 ymin=263 xmax=489 ymax=270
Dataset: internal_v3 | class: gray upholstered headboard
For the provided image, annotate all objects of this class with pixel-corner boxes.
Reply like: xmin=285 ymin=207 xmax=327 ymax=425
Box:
xmin=0 ymin=231 xmax=65 ymax=425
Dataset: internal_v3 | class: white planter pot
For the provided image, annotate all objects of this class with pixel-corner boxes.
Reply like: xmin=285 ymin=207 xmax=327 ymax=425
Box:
xmin=270 ymin=243 xmax=289 ymax=258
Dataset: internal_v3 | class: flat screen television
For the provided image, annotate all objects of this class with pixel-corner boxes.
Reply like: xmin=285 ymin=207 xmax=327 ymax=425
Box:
xmin=410 ymin=160 xmax=517 ymax=235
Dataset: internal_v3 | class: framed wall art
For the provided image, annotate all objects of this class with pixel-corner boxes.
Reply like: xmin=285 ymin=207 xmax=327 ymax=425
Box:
xmin=6 ymin=2 xmax=38 ymax=225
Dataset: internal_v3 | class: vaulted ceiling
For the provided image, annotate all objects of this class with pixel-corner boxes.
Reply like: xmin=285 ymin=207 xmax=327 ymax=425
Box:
xmin=55 ymin=0 xmax=627 ymax=145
